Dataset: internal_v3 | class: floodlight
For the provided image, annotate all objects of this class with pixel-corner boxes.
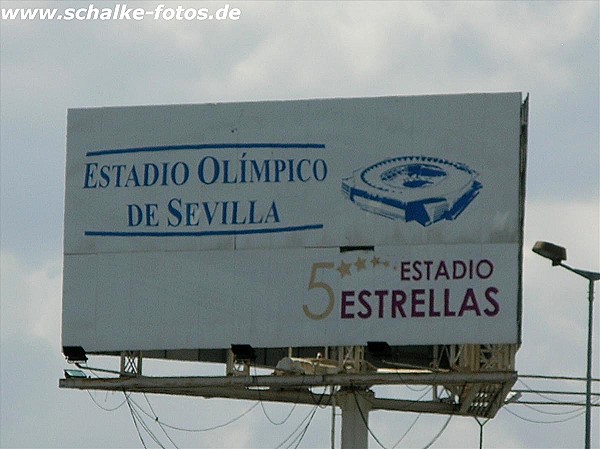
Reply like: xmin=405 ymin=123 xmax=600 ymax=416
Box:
xmin=63 ymin=346 xmax=88 ymax=363
xmin=231 ymin=344 xmax=256 ymax=361
xmin=64 ymin=369 xmax=87 ymax=379
xmin=367 ymin=341 xmax=392 ymax=358
xmin=532 ymin=241 xmax=567 ymax=266
xmin=533 ymin=240 xmax=600 ymax=449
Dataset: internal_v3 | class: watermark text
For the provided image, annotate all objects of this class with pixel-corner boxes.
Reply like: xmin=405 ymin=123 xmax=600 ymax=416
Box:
xmin=1 ymin=4 xmax=241 ymax=21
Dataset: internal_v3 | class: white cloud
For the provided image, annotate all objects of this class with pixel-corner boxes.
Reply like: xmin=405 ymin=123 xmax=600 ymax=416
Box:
xmin=1 ymin=252 xmax=62 ymax=345
xmin=0 ymin=1 xmax=598 ymax=447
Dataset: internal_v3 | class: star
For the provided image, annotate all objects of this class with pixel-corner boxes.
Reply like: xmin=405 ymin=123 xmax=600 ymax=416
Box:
xmin=355 ymin=257 xmax=367 ymax=272
xmin=383 ymin=261 xmax=390 ymax=268
xmin=371 ymin=256 xmax=381 ymax=267
xmin=337 ymin=260 xmax=352 ymax=278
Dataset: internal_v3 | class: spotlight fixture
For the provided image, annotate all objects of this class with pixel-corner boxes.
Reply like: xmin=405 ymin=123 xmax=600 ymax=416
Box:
xmin=63 ymin=346 xmax=88 ymax=363
xmin=230 ymin=344 xmax=256 ymax=361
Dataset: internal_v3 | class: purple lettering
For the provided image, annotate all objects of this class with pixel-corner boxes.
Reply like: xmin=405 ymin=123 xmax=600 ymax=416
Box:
xmin=357 ymin=290 xmax=372 ymax=319
xmin=411 ymin=289 xmax=426 ymax=317
xmin=458 ymin=288 xmax=481 ymax=316
xmin=341 ymin=291 xmax=355 ymax=319
xmin=392 ymin=290 xmax=407 ymax=318
xmin=484 ymin=287 xmax=500 ymax=316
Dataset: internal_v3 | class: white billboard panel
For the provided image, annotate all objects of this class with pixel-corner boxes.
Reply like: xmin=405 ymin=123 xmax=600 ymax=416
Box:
xmin=63 ymin=93 xmax=526 ymax=353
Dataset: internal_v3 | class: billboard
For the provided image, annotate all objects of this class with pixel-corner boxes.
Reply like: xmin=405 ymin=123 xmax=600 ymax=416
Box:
xmin=63 ymin=93 xmax=527 ymax=354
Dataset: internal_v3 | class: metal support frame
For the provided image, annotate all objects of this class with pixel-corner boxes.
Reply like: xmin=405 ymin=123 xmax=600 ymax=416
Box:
xmin=60 ymin=365 xmax=517 ymax=418
xmin=61 ymin=345 xmax=519 ymax=448
xmin=120 ymin=351 xmax=142 ymax=376
xmin=337 ymin=389 xmax=373 ymax=449
xmin=226 ymin=349 xmax=251 ymax=376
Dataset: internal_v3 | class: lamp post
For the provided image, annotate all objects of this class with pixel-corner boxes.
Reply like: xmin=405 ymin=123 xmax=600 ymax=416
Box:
xmin=532 ymin=241 xmax=600 ymax=449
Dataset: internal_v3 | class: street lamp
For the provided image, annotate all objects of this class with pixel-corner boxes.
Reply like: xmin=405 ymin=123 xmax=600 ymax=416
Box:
xmin=532 ymin=241 xmax=600 ymax=449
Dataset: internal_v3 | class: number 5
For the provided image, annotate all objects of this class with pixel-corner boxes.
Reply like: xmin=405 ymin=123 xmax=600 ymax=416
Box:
xmin=304 ymin=262 xmax=335 ymax=320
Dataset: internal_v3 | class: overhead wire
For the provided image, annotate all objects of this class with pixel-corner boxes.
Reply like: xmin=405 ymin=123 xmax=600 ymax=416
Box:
xmin=274 ymin=387 xmax=327 ymax=449
xmin=290 ymin=405 xmax=319 ymax=449
xmin=124 ymin=392 xmax=148 ymax=449
xmin=253 ymin=366 xmax=300 ymax=425
xmin=517 ymin=378 xmax=573 ymax=404
xmin=420 ymin=414 xmax=453 ymax=449
xmin=84 ymin=362 xmax=600 ymax=447
xmin=86 ymin=390 xmax=128 ymax=412
xmin=503 ymin=406 xmax=586 ymax=424
xmin=143 ymin=393 xmax=179 ymax=448
xmin=274 ymin=405 xmax=318 ymax=449
xmin=511 ymin=378 xmax=600 ymax=416
xmin=126 ymin=394 xmax=167 ymax=448
xmin=289 ymin=388 xmax=328 ymax=449
xmin=519 ymin=374 xmax=600 ymax=382
xmin=352 ymin=390 xmax=389 ymax=449
xmin=390 ymin=413 xmax=422 ymax=449
xmin=129 ymin=395 xmax=259 ymax=432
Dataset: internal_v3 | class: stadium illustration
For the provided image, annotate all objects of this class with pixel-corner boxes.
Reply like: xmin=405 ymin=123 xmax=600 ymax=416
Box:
xmin=342 ymin=155 xmax=482 ymax=226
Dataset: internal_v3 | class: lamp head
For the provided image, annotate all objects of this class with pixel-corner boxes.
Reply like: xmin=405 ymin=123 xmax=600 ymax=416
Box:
xmin=532 ymin=241 xmax=567 ymax=266
xmin=62 ymin=346 xmax=88 ymax=363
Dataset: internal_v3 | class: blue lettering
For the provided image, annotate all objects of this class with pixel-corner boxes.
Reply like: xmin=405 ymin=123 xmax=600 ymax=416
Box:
xmin=167 ymin=198 xmax=182 ymax=227
xmin=273 ymin=159 xmax=286 ymax=182
xmin=113 ymin=164 xmax=126 ymax=187
xmin=264 ymin=201 xmax=280 ymax=223
xmin=143 ymin=163 xmax=159 ymax=186
xmin=171 ymin=162 xmax=189 ymax=186
xmin=83 ymin=163 xmax=98 ymax=188
xmin=185 ymin=202 xmax=200 ymax=226
xmin=313 ymin=159 xmax=327 ymax=181
xmin=222 ymin=160 xmax=238 ymax=184
xmin=124 ymin=165 xmax=140 ymax=187
xmin=128 ymin=204 xmax=143 ymax=226
xmin=296 ymin=159 xmax=311 ymax=182
xmin=198 ymin=156 xmax=219 ymax=184
xmin=145 ymin=203 xmax=159 ymax=226
xmin=99 ymin=165 xmax=110 ymax=188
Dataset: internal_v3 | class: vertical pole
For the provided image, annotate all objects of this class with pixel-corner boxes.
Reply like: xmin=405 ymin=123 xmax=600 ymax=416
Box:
xmin=338 ymin=389 xmax=371 ymax=449
xmin=584 ymin=279 xmax=594 ymax=449
xmin=331 ymin=385 xmax=336 ymax=449
xmin=475 ymin=418 xmax=489 ymax=449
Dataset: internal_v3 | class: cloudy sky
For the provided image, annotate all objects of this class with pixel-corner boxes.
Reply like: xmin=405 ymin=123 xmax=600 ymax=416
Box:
xmin=1 ymin=1 xmax=598 ymax=448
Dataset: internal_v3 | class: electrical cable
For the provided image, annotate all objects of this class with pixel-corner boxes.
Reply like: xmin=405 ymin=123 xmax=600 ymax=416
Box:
xmin=503 ymin=405 xmax=586 ymax=424
xmin=390 ymin=413 xmax=421 ymax=449
xmin=274 ymin=405 xmax=318 ymax=449
xmin=86 ymin=390 xmax=128 ymax=412
xmin=381 ymin=361 xmax=435 ymax=392
xmin=517 ymin=378 xmax=570 ymax=404
xmin=420 ymin=414 xmax=453 ymax=449
xmin=260 ymin=399 xmax=298 ymax=425
xmin=519 ymin=374 xmax=600 ymax=382
xmin=513 ymin=379 xmax=598 ymax=415
xmin=289 ymin=388 xmax=328 ymax=449
xmin=392 ymin=368 xmax=442 ymax=393
xmin=275 ymin=387 xmax=327 ymax=449
xmin=130 ymin=397 xmax=259 ymax=432
xmin=127 ymin=395 xmax=167 ymax=449
xmin=143 ymin=393 xmax=179 ymax=448
xmin=290 ymin=404 xmax=320 ymax=449
xmin=124 ymin=392 xmax=148 ymax=449
xmin=351 ymin=390 xmax=389 ymax=449
xmin=252 ymin=366 xmax=300 ymax=425
xmin=517 ymin=402 xmax=588 ymax=416
xmin=511 ymin=389 xmax=600 ymax=397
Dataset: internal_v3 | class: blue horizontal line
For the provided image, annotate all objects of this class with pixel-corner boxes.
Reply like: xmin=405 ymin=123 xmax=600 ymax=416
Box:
xmin=85 ymin=223 xmax=323 ymax=237
xmin=86 ymin=143 xmax=326 ymax=157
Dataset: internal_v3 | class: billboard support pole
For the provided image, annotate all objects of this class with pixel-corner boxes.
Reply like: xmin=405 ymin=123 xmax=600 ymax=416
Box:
xmin=338 ymin=389 xmax=372 ymax=449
